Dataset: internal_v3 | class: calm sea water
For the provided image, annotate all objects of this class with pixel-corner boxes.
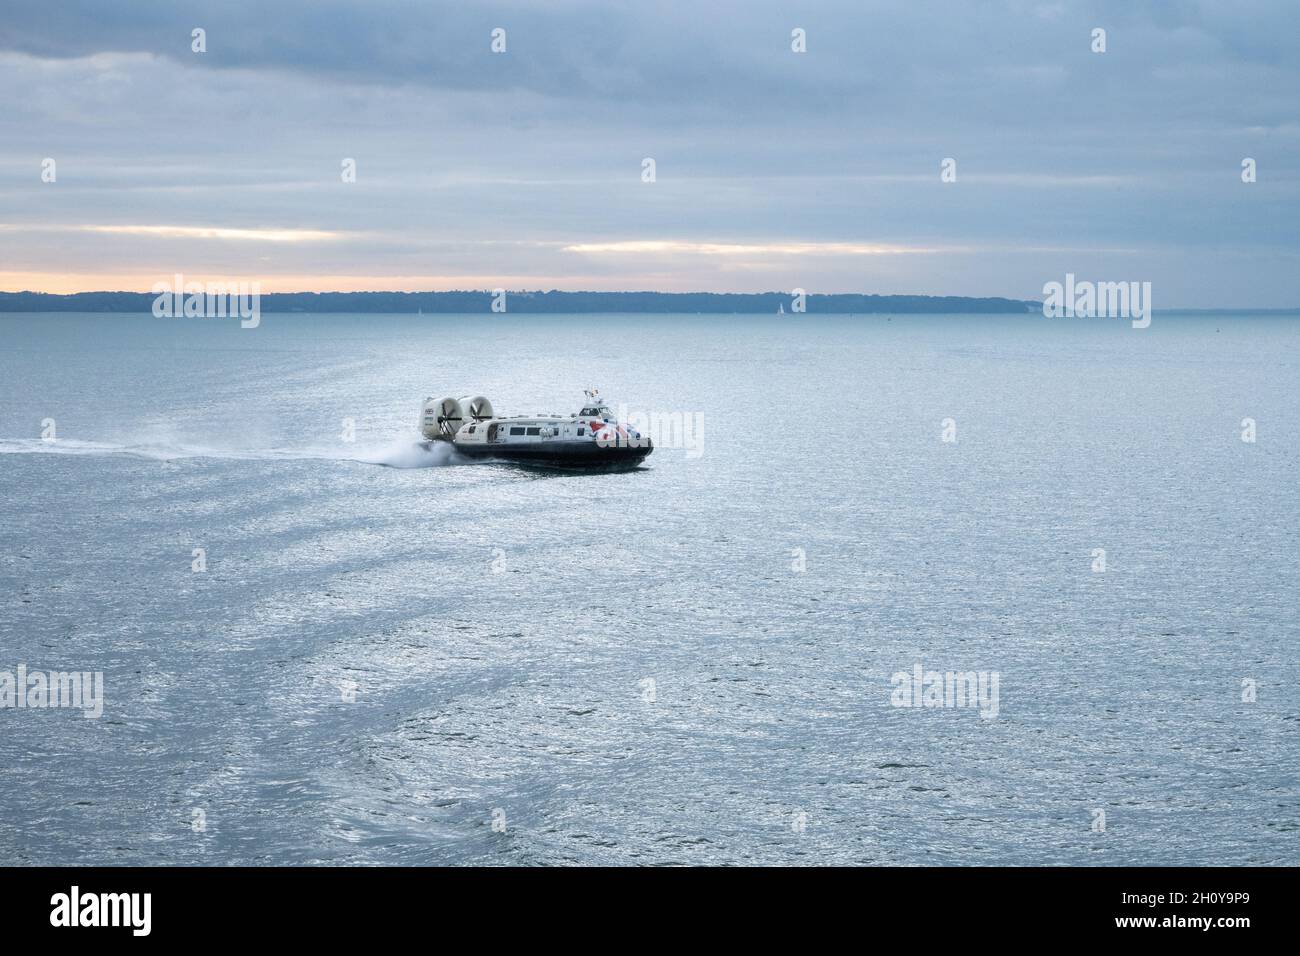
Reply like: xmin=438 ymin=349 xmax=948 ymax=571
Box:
xmin=1 ymin=311 xmax=1296 ymax=866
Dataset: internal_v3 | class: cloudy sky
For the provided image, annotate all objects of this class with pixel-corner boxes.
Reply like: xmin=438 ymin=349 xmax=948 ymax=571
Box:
xmin=1 ymin=0 xmax=1297 ymax=305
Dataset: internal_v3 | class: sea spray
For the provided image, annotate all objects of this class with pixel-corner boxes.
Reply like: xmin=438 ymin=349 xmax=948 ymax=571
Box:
xmin=344 ymin=438 xmax=458 ymax=469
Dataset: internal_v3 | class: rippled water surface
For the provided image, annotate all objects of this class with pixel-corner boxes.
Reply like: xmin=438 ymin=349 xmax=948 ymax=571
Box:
xmin=1 ymin=311 xmax=1297 ymax=865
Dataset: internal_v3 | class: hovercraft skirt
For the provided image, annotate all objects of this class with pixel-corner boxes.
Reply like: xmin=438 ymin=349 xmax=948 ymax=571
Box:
xmin=454 ymin=439 xmax=652 ymax=469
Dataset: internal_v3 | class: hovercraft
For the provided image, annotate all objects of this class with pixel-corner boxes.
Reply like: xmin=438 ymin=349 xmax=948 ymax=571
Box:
xmin=419 ymin=388 xmax=652 ymax=469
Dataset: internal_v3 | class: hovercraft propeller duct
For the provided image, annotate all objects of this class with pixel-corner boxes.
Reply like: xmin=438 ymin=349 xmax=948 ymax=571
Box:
xmin=420 ymin=394 xmax=494 ymax=441
xmin=463 ymin=396 xmax=493 ymax=422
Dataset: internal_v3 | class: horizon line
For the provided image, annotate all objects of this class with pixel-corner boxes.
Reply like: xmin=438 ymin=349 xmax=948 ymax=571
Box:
xmin=3 ymin=289 xmax=1298 ymax=313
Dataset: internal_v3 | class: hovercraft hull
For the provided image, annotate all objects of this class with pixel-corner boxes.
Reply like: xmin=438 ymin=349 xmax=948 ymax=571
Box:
xmin=453 ymin=439 xmax=652 ymax=470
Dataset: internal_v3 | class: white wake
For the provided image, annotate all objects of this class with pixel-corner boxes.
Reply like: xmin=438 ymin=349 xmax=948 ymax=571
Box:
xmin=0 ymin=436 xmax=458 ymax=469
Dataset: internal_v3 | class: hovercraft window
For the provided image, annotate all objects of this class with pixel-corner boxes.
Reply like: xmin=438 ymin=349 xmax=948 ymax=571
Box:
xmin=468 ymin=425 xmax=476 ymax=434
xmin=577 ymin=428 xmax=585 ymax=436
xmin=525 ymin=427 xmax=541 ymax=436
xmin=509 ymin=427 xmax=525 ymax=436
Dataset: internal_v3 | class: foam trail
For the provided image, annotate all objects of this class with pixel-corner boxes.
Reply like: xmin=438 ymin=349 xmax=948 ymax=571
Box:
xmin=0 ymin=436 xmax=458 ymax=469
xmin=342 ymin=438 xmax=458 ymax=469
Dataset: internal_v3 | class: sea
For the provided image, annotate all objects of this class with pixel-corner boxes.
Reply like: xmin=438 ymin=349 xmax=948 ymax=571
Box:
xmin=1 ymin=310 xmax=1296 ymax=865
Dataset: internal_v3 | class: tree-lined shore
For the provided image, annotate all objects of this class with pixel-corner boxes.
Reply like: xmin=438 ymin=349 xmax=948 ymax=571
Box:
xmin=0 ymin=290 xmax=1038 ymax=314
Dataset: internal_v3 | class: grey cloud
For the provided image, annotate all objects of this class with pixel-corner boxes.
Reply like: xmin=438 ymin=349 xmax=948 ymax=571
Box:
xmin=0 ymin=0 xmax=1297 ymax=304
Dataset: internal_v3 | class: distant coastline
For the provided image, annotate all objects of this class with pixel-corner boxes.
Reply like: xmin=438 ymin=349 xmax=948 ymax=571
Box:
xmin=0 ymin=290 xmax=1039 ymax=314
